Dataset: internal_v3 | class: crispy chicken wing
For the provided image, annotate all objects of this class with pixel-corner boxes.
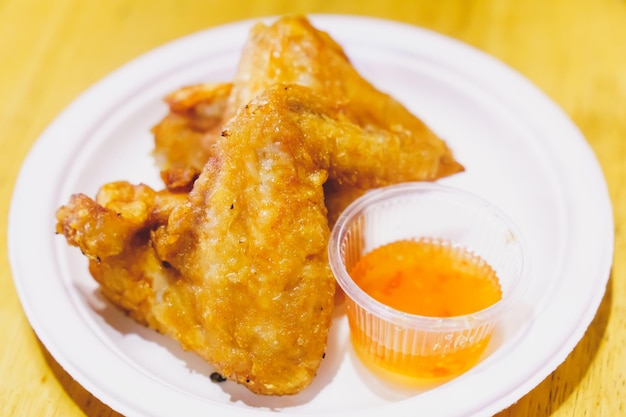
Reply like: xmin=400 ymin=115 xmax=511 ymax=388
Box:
xmin=153 ymin=15 xmax=463 ymax=183
xmin=229 ymin=15 xmax=462 ymax=183
xmin=152 ymin=82 xmax=232 ymax=175
xmin=152 ymin=86 xmax=336 ymax=396
xmin=55 ymin=183 xmax=187 ymax=328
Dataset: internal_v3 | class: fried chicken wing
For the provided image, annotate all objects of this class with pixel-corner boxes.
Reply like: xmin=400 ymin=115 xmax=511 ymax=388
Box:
xmin=152 ymin=82 xmax=232 ymax=174
xmin=152 ymin=86 xmax=336 ymax=396
xmin=55 ymin=182 xmax=187 ymax=327
xmin=230 ymin=16 xmax=462 ymax=183
xmin=153 ymin=16 xmax=463 ymax=183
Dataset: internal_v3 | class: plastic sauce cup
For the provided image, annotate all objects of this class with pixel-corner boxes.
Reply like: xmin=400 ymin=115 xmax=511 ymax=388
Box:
xmin=328 ymin=182 xmax=528 ymax=382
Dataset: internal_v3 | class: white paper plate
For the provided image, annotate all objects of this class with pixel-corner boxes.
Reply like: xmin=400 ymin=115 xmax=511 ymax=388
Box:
xmin=8 ymin=15 xmax=613 ymax=417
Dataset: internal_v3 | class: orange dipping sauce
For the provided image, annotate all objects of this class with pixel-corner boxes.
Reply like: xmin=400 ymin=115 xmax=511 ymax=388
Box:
xmin=347 ymin=238 xmax=502 ymax=380
xmin=350 ymin=239 xmax=502 ymax=317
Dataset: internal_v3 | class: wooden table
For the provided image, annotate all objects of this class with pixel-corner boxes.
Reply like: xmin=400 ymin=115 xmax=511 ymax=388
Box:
xmin=2 ymin=0 xmax=624 ymax=415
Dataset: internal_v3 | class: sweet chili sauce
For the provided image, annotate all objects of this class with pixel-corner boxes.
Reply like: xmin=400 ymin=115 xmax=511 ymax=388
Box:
xmin=347 ymin=238 xmax=502 ymax=380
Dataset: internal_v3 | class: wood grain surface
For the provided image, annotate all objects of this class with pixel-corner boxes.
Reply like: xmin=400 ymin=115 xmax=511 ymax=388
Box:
xmin=1 ymin=0 xmax=624 ymax=415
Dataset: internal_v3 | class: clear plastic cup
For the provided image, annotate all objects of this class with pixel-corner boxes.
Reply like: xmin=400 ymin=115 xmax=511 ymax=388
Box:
xmin=328 ymin=182 xmax=528 ymax=381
